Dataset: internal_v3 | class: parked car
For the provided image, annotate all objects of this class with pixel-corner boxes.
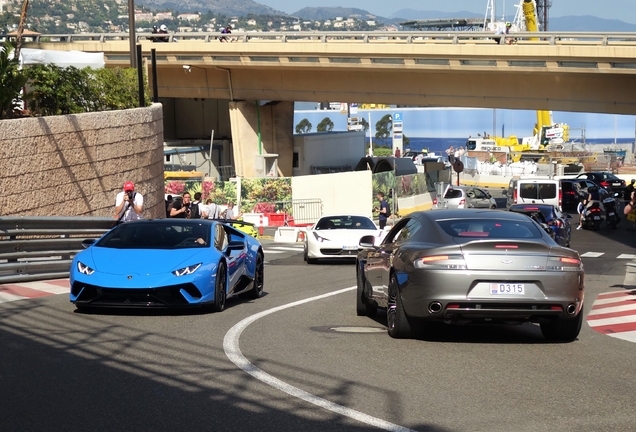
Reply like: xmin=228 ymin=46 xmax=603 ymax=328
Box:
xmin=560 ymin=179 xmax=609 ymax=209
xmin=402 ymin=150 xmax=421 ymax=161
xmin=70 ymin=219 xmax=264 ymax=310
xmin=434 ymin=185 xmax=497 ymax=209
xmin=509 ymin=204 xmax=572 ymax=247
xmin=560 ymin=180 xmax=583 ymax=209
xmin=355 ymin=209 xmax=584 ymax=341
xmin=304 ymin=215 xmax=383 ymax=264
xmin=503 ymin=178 xmax=562 ymax=210
xmin=212 ymin=218 xmax=259 ymax=239
xmin=422 ymin=156 xmax=451 ymax=168
xmin=575 ymin=172 xmax=626 ymax=195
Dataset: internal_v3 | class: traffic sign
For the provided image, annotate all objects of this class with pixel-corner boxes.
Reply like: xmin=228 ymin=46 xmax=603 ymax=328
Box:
xmin=393 ymin=112 xmax=403 ymax=122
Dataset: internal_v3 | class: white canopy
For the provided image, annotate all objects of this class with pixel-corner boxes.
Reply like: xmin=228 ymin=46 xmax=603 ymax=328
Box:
xmin=19 ymin=48 xmax=105 ymax=69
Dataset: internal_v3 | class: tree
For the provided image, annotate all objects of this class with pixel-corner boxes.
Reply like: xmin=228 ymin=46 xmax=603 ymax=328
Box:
xmin=359 ymin=117 xmax=369 ymax=133
xmin=375 ymin=114 xmax=392 ymax=146
xmin=24 ymin=64 xmax=149 ymax=116
xmin=316 ymin=117 xmax=334 ymax=132
xmin=0 ymin=41 xmax=28 ymax=119
xmin=295 ymin=118 xmax=312 ymax=134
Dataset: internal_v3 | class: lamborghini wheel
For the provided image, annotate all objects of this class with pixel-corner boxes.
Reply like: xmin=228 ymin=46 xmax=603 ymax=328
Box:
xmin=211 ymin=263 xmax=227 ymax=312
xmin=247 ymin=253 xmax=264 ymax=299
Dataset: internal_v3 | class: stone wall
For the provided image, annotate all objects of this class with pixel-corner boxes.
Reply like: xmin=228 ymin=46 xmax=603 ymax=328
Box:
xmin=0 ymin=104 xmax=165 ymax=219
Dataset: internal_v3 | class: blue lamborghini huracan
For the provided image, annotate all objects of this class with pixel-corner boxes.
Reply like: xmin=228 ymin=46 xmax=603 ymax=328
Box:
xmin=70 ymin=219 xmax=264 ymax=311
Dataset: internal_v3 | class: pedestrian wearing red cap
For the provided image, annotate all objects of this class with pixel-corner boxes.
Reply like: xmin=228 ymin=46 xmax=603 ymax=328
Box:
xmin=114 ymin=181 xmax=144 ymax=223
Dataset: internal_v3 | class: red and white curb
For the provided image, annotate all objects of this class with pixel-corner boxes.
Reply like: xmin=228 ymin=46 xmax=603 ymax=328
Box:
xmin=587 ymin=290 xmax=636 ymax=343
xmin=0 ymin=279 xmax=69 ymax=305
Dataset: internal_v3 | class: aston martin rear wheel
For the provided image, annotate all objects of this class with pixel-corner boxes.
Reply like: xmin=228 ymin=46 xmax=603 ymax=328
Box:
xmin=540 ymin=311 xmax=583 ymax=342
xmin=387 ymin=274 xmax=412 ymax=339
xmin=247 ymin=253 xmax=264 ymax=299
xmin=211 ymin=263 xmax=227 ymax=313
xmin=356 ymin=264 xmax=377 ymax=317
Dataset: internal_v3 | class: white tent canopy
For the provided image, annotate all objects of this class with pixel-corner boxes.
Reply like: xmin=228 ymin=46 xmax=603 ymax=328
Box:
xmin=19 ymin=48 xmax=105 ymax=69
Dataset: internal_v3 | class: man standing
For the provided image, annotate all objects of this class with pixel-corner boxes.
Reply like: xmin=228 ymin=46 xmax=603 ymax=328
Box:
xmin=114 ymin=181 xmax=144 ymax=223
xmin=202 ymin=199 xmax=219 ymax=219
xmin=170 ymin=192 xmax=192 ymax=218
xmin=374 ymin=192 xmax=389 ymax=230
xmin=190 ymin=192 xmax=203 ymax=219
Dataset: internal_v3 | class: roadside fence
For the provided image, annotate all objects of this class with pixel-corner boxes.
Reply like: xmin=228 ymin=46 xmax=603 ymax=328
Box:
xmin=0 ymin=217 xmax=113 ymax=284
xmin=273 ymin=199 xmax=323 ymax=226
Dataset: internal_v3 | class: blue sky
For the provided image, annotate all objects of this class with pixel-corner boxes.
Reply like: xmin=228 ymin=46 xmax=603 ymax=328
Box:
xmin=294 ymin=107 xmax=636 ymax=140
xmin=259 ymin=0 xmax=636 ymax=25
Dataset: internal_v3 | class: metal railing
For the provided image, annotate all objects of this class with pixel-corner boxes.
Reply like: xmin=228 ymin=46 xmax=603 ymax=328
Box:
xmin=273 ymin=199 xmax=323 ymax=226
xmin=0 ymin=217 xmax=113 ymax=284
xmin=7 ymin=31 xmax=636 ymax=47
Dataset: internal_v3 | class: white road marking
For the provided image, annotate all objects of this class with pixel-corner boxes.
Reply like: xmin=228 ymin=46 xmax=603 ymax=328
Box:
xmin=264 ymin=250 xmax=285 ymax=254
xmin=587 ymin=314 xmax=636 ymax=327
xmin=0 ymin=292 xmax=25 ymax=303
xmin=580 ymin=252 xmax=605 ymax=258
xmin=617 ymin=254 xmax=636 ymax=259
xmin=590 ymin=295 xmax=636 ymax=306
xmin=609 ymin=330 xmax=636 ymax=343
xmin=269 ymin=246 xmax=304 ymax=251
xmin=223 ymin=287 xmax=416 ymax=432
xmin=17 ymin=281 xmax=69 ymax=294
xmin=587 ymin=302 xmax=636 ymax=314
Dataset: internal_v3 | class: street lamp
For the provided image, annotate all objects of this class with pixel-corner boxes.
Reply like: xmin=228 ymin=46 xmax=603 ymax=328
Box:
xmin=128 ymin=0 xmax=137 ymax=68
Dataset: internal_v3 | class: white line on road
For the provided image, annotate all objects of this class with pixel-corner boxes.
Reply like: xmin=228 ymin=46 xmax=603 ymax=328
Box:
xmin=580 ymin=252 xmax=605 ymax=258
xmin=617 ymin=254 xmax=636 ymax=259
xmin=223 ymin=287 xmax=417 ymax=432
xmin=269 ymin=246 xmax=305 ymax=251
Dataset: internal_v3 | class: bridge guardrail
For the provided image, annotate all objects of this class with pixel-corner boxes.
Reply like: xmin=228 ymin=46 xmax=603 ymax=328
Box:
xmin=4 ymin=31 xmax=636 ymax=47
xmin=0 ymin=216 xmax=113 ymax=284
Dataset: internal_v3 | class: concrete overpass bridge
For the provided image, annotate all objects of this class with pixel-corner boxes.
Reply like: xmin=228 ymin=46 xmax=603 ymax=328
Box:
xmin=23 ymin=31 xmax=636 ymax=177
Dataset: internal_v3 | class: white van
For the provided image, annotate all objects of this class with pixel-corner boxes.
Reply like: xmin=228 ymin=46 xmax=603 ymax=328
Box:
xmin=504 ymin=178 xmax=562 ymax=209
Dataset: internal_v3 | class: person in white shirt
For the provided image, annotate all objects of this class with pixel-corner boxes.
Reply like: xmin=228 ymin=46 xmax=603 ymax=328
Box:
xmin=202 ymin=199 xmax=219 ymax=219
xmin=114 ymin=181 xmax=144 ymax=223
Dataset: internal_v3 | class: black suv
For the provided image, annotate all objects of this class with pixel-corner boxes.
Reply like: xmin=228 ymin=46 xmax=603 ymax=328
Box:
xmin=561 ymin=178 xmax=610 ymax=208
xmin=575 ymin=172 xmax=626 ymax=196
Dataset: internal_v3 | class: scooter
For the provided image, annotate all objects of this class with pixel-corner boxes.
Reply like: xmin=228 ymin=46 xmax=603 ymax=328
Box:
xmin=603 ymin=195 xmax=620 ymax=229
xmin=583 ymin=202 xmax=603 ymax=230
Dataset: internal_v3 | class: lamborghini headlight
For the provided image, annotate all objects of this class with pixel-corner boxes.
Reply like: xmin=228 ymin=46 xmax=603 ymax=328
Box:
xmin=172 ymin=263 xmax=202 ymax=277
xmin=77 ymin=261 xmax=95 ymax=275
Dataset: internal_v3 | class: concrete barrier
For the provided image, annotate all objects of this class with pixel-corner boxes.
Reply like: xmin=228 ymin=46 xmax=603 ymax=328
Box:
xmin=274 ymin=226 xmax=303 ymax=243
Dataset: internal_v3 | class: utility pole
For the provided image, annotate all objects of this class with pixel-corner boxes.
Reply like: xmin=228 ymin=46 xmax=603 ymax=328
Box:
xmin=14 ymin=0 xmax=29 ymax=59
xmin=127 ymin=0 xmax=137 ymax=68
xmin=535 ymin=0 xmax=552 ymax=31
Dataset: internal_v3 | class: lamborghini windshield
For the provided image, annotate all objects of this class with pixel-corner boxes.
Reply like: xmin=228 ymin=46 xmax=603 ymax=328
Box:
xmin=96 ymin=222 xmax=211 ymax=249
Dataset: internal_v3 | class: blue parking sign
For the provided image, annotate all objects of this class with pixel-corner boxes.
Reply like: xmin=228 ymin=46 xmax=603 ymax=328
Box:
xmin=393 ymin=112 xmax=402 ymax=122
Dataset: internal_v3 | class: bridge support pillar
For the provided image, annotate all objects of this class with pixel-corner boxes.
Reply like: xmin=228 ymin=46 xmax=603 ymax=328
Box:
xmin=229 ymin=100 xmax=294 ymax=178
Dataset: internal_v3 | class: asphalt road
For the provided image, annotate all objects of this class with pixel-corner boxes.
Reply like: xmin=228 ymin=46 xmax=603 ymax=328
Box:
xmin=1 ymin=219 xmax=635 ymax=432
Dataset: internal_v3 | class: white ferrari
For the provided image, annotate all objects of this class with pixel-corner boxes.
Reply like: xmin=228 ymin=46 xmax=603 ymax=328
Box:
xmin=303 ymin=215 xmax=383 ymax=264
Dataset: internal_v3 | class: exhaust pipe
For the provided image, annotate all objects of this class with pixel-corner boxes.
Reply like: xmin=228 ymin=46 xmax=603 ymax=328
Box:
xmin=428 ymin=302 xmax=443 ymax=314
xmin=566 ymin=304 xmax=577 ymax=315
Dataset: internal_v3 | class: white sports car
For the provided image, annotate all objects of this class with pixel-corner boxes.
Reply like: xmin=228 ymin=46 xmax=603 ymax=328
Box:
xmin=303 ymin=215 xmax=383 ymax=264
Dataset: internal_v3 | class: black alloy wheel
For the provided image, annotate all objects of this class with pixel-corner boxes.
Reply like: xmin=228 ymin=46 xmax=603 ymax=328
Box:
xmin=356 ymin=263 xmax=377 ymax=317
xmin=247 ymin=253 xmax=264 ymax=299
xmin=387 ymin=274 xmax=412 ymax=338
xmin=211 ymin=263 xmax=227 ymax=312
